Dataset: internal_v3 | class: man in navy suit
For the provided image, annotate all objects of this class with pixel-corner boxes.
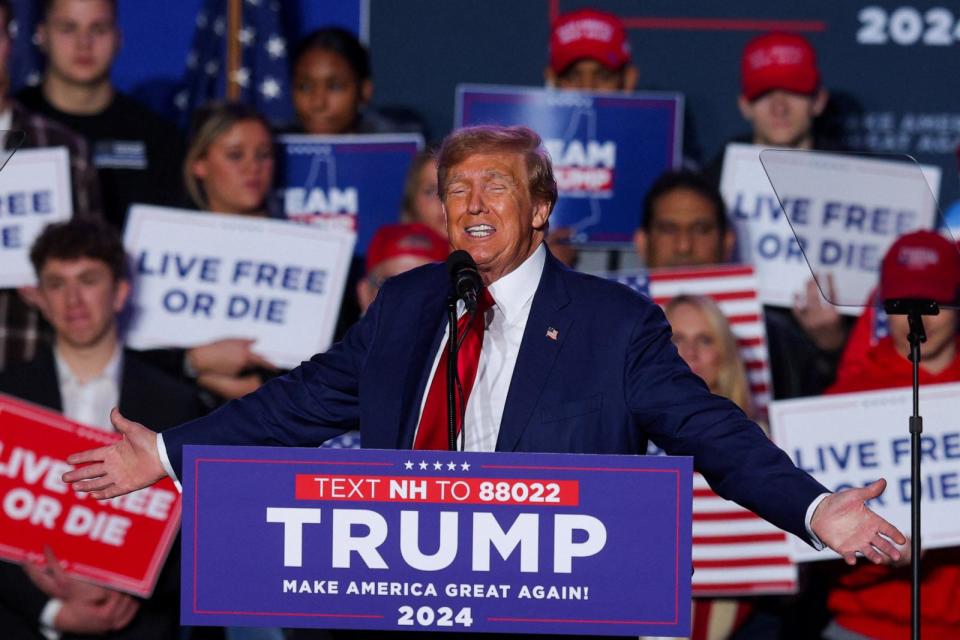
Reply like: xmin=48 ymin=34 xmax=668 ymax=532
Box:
xmin=65 ymin=125 xmax=905 ymax=567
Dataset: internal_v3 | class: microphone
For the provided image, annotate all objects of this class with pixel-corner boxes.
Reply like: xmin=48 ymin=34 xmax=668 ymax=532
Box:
xmin=447 ymin=250 xmax=483 ymax=314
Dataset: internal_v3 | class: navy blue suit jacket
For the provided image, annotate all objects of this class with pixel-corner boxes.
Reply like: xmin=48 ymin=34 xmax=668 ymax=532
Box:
xmin=163 ymin=251 xmax=826 ymax=542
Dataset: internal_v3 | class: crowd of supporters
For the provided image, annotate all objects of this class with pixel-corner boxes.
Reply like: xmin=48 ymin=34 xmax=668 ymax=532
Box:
xmin=0 ymin=2 xmax=957 ymax=640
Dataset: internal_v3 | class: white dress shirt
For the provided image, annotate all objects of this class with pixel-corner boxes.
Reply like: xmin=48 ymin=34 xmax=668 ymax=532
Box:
xmin=42 ymin=347 xmax=123 ymax=637
xmin=414 ymin=243 xmax=546 ymax=452
xmin=54 ymin=347 xmax=122 ymax=432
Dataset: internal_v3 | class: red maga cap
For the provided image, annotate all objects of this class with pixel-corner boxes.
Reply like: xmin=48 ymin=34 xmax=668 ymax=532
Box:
xmin=366 ymin=223 xmax=449 ymax=272
xmin=881 ymin=230 xmax=960 ymax=304
xmin=741 ymin=32 xmax=820 ymax=101
xmin=549 ymin=9 xmax=631 ymax=74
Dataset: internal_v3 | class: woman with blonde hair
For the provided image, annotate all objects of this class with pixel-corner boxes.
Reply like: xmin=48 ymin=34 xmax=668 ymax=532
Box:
xmin=152 ymin=101 xmax=279 ymax=402
xmin=662 ymin=293 xmax=760 ymax=640
xmin=183 ymin=100 xmax=275 ymax=216
xmin=664 ymin=293 xmax=753 ymax=418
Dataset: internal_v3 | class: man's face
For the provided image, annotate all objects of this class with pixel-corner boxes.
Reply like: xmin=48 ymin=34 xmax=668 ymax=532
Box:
xmin=547 ymin=59 xmax=637 ymax=92
xmin=738 ymin=89 xmax=827 ymax=148
xmin=635 ymin=187 xmax=734 ymax=269
xmin=36 ymin=257 xmax=128 ymax=349
xmin=357 ymin=255 xmax=436 ymax=314
xmin=41 ymin=0 xmax=119 ymax=86
xmin=442 ymin=152 xmax=550 ymax=284
xmin=889 ymin=309 xmax=957 ymax=366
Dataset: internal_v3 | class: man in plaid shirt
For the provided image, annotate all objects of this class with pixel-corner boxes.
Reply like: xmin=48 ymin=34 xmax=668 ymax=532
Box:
xmin=0 ymin=0 xmax=102 ymax=371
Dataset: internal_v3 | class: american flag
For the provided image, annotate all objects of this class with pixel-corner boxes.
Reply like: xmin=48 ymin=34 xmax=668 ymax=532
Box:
xmin=174 ymin=0 xmax=293 ymax=126
xmin=8 ymin=0 xmax=43 ymax=92
xmin=613 ymin=264 xmax=797 ymax=596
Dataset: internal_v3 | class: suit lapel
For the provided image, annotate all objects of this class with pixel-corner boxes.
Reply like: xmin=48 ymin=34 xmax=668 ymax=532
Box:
xmin=29 ymin=347 xmax=64 ymax=411
xmin=496 ymin=253 xmax=572 ymax=452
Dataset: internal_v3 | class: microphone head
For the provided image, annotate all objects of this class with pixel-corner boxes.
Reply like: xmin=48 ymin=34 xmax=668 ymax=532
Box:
xmin=447 ymin=250 xmax=482 ymax=312
xmin=446 ymin=249 xmax=477 ymax=278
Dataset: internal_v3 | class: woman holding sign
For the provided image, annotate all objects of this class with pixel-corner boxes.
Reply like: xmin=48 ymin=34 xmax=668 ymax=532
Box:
xmin=143 ymin=102 xmax=281 ymax=402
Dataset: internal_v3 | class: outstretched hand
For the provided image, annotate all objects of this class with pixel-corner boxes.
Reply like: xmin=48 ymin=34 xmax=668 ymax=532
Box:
xmin=811 ymin=479 xmax=906 ymax=565
xmin=62 ymin=408 xmax=167 ymax=499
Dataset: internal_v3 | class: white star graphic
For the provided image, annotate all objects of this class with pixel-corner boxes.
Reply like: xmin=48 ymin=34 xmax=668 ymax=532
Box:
xmin=245 ymin=0 xmax=262 ymax=5
xmin=404 ymin=460 xmax=414 ymax=470
xmin=238 ymin=26 xmax=256 ymax=46
xmin=196 ymin=12 xmax=208 ymax=28
xmin=433 ymin=461 xmax=443 ymax=470
xmin=186 ymin=50 xmax=199 ymax=69
xmin=266 ymin=35 xmax=286 ymax=60
xmin=231 ymin=67 xmax=250 ymax=88
xmin=173 ymin=90 xmax=189 ymax=110
xmin=213 ymin=16 xmax=226 ymax=36
xmin=25 ymin=71 xmax=41 ymax=87
xmin=259 ymin=77 xmax=280 ymax=100
xmin=460 ymin=462 xmax=471 ymax=471
xmin=418 ymin=461 xmax=428 ymax=470
xmin=204 ymin=60 xmax=219 ymax=76
xmin=9 ymin=19 xmax=18 ymax=38
xmin=447 ymin=462 xmax=457 ymax=471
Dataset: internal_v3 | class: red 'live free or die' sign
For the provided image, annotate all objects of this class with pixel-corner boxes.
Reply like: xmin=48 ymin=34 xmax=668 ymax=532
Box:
xmin=0 ymin=393 xmax=180 ymax=597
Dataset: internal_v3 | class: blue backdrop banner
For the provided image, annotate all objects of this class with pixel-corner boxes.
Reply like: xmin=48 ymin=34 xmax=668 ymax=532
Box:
xmin=276 ymin=134 xmax=424 ymax=255
xmin=182 ymin=446 xmax=693 ymax=636
xmin=456 ymin=84 xmax=683 ymax=246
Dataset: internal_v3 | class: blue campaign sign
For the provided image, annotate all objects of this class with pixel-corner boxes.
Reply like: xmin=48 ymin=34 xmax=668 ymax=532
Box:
xmin=276 ymin=134 xmax=424 ymax=255
xmin=182 ymin=446 xmax=693 ymax=636
xmin=456 ymin=84 xmax=683 ymax=246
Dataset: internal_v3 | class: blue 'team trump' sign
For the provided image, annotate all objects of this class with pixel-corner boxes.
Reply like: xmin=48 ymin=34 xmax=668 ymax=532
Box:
xmin=455 ymin=84 xmax=683 ymax=246
xmin=182 ymin=446 xmax=693 ymax=636
xmin=277 ymin=133 xmax=424 ymax=255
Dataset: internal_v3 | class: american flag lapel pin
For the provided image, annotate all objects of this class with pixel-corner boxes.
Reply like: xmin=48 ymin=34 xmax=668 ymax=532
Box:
xmin=546 ymin=326 xmax=559 ymax=341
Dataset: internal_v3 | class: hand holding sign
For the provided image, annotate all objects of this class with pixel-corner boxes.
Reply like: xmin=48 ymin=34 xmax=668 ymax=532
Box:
xmin=63 ymin=409 xmax=167 ymax=500
xmin=792 ymin=276 xmax=846 ymax=351
xmin=811 ymin=479 xmax=906 ymax=565
xmin=23 ymin=548 xmax=140 ymax=633
xmin=187 ymin=337 xmax=278 ymax=377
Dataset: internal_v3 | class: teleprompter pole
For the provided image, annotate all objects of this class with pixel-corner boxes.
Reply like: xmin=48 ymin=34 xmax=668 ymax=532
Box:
xmin=885 ymin=298 xmax=938 ymax=640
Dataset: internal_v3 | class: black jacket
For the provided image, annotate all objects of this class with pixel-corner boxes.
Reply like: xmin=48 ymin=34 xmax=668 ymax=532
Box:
xmin=0 ymin=346 xmax=203 ymax=640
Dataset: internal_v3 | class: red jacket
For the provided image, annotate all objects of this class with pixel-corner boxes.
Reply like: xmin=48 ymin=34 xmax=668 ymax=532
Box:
xmin=827 ymin=337 xmax=960 ymax=639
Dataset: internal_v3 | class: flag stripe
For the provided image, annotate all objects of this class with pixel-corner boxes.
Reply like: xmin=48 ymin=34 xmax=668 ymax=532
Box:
xmin=694 ymin=556 xmax=793 ymax=569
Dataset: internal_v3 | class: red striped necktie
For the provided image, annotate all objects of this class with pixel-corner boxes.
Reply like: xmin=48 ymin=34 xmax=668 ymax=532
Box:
xmin=413 ymin=289 xmax=495 ymax=450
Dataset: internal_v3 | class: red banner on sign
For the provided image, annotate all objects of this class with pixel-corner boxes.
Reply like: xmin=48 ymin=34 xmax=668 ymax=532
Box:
xmin=0 ymin=393 xmax=180 ymax=597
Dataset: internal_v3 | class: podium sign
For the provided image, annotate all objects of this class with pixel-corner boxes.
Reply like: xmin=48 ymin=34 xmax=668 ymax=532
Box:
xmin=182 ymin=446 xmax=693 ymax=636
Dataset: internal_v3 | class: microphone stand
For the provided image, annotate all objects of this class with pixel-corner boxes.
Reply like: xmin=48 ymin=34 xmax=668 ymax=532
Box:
xmin=884 ymin=297 xmax=938 ymax=640
xmin=446 ymin=295 xmax=459 ymax=451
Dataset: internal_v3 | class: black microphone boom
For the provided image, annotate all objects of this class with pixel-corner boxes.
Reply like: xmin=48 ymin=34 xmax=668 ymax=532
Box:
xmin=447 ymin=250 xmax=483 ymax=314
